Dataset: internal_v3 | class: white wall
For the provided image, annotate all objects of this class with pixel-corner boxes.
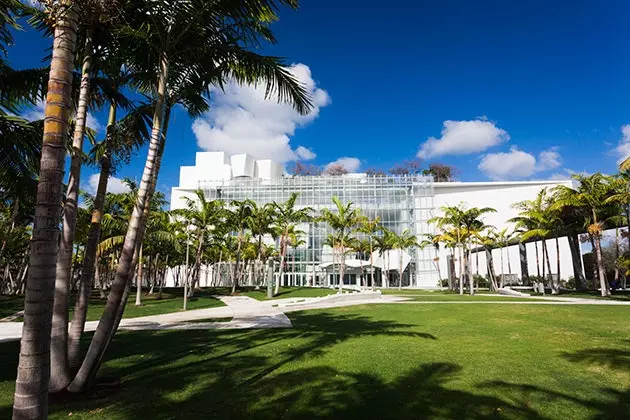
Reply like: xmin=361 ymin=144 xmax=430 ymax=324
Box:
xmin=415 ymin=180 xmax=580 ymax=287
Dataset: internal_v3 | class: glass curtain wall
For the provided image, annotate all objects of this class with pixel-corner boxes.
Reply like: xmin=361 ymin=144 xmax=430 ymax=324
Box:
xmin=199 ymin=175 xmax=435 ymax=287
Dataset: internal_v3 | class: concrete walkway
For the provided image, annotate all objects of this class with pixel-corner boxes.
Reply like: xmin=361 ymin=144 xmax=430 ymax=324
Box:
xmin=2 ymin=292 xmax=629 ymax=343
xmin=0 ymin=296 xmax=291 ymax=343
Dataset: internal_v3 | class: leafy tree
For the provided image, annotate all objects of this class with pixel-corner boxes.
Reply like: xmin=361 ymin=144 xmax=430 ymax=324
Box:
xmin=422 ymin=163 xmax=457 ymax=182
xmin=323 ymin=163 xmax=348 ymax=176
xmin=290 ymin=161 xmax=321 ymax=176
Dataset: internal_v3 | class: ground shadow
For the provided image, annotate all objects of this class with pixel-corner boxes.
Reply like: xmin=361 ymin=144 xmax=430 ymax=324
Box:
xmin=561 ymin=340 xmax=630 ymax=371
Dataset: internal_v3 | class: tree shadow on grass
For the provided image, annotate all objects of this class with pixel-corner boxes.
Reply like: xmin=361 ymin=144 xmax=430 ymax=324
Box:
xmin=480 ymin=339 xmax=630 ymax=420
xmin=560 ymin=339 xmax=630 ymax=371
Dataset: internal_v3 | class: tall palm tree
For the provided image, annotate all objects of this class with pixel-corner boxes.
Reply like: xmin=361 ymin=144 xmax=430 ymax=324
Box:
xmin=228 ymin=199 xmax=254 ymax=294
xmin=430 ymin=204 xmax=496 ymax=295
xmin=357 ymin=215 xmax=382 ymax=289
xmin=374 ymin=229 xmax=395 ymax=288
xmin=248 ymin=201 xmax=276 ymax=286
xmin=552 ymin=173 xmax=616 ymax=297
xmin=419 ymin=233 xmax=442 ymax=286
xmin=70 ymin=0 xmax=313 ymax=393
xmin=390 ymin=229 xmax=418 ymax=290
xmin=12 ymin=0 xmax=79 ymax=415
xmin=272 ymin=192 xmax=312 ymax=295
xmin=175 ymin=190 xmax=225 ymax=297
xmin=320 ymin=197 xmax=363 ymax=293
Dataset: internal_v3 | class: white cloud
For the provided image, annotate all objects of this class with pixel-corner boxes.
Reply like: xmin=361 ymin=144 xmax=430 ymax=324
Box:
xmin=418 ymin=118 xmax=509 ymax=158
xmin=192 ymin=63 xmax=330 ymax=163
xmin=325 ymin=157 xmax=361 ymax=172
xmin=478 ymin=147 xmax=563 ymax=181
xmin=536 ymin=146 xmax=562 ymax=171
xmin=87 ymin=174 xmax=131 ymax=195
xmin=22 ymin=100 xmax=102 ymax=132
xmin=295 ymin=146 xmax=316 ymax=160
xmin=614 ymin=125 xmax=630 ymax=164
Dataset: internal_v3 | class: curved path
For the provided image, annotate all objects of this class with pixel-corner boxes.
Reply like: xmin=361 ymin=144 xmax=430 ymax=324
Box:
xmin=1 ymin=292 xmax=629 ymax=343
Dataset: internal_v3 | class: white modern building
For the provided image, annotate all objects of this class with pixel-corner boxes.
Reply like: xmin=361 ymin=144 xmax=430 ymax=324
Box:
xmin=170 ymin=151 xmax=577 ymax=288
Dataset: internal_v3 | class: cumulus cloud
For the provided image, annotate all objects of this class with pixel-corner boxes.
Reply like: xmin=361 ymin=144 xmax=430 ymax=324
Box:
xmin=325 ymin=157 xmax=361 ymax=172
xmin=418 ymin=118 xmax=509 ymax=158
xmin=295 ymin=146 xmax=317 ymax=160
xmin=22 ymin=100 xmax=102 ymax=132
xmin=192 ymin=63 xmax=330 ymax=163
xmin=87 ymin=174 xmax=131 ymax=195
xmin=478 ymin=147 xmax=562 ymax=181
xmin=614 ymin=125 xmax=630 ymax=164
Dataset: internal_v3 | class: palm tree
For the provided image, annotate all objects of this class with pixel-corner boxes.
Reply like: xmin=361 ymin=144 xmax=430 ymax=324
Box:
xmin=12 ymin=0 xmax=79 ymax=415
xmin=552 ymin=173 xmax=616 ymax=297
xmin=272 ymin=192 xmax=312 ymax=295
xmin=320 ymin=197 xmax=363 ymax=293
xmin=357 ymin=216 xmax=382 ymax=289
xmin=175 ymin=190 xmax=225 ymax=296
xmin=248 ymin=201 xmax=276 ymax=286
xmin=430 ymin=204 xmax=496 ymax=295
xmin=390 ymin=229 xmax=418 ymax=289
xmin=349 ymin=237 xmax=371 ymax=288
xmin=374 ymin=229 xmax=395 ymax=288
xmin=69 ymin=0 xmax=313 ymax=393
xmin=287 ymin=227 xmax=306 ymax=286
xmin=419 ymin=233 xmax=442 ymax=286
xmin=228 ymin=199 xmax=254 ymax=294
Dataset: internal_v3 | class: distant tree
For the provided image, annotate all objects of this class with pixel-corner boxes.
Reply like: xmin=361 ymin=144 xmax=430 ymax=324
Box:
xmin=423 ymin=164 xmax=458 ymax=182
xmin=389 ymin=158 xmax=423 ymax=175
xmin=388 ymin=165 xmax=410 ymax=176
xmin=365 ymin=168 xmax=386 ymax=177
xmin=291 ymin=161 xmax=321 ymax=176
xmin=324 ymin=163 xmax=348 ymax=176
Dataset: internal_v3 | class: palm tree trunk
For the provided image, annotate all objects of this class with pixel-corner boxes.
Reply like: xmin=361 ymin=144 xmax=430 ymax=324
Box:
xmin=190 ymin=235 xmax=204 ymax=296
xmin=214 ymin=250 xmax=222 ymax=286
xmin=534 ymin=241 xmax=545 ymax=278
xmin=593 ymin=234 xmax=610 ymax=296
xmin=68 ymin=53 xmax=169 ymax=393
xmin=275 ymin=235 xmax=286 ymax=295
xmin=567 ymin=233 xmax=586 ymax=290
xmin=614 ymin=228 xmax=620 ymax=286
xmin=49 ymin=31 xmax=94 ymax=393
xmin=339 ymin=237 xmax=345 ymax=293
xmin=369 ymin=238 xmax=375 ymax=290
xmin=13 ymin=3 xmax=78 ymax=416
xmin=135 ymin=246 xmax=143 ymax=305
xmin=554 ymin=235 xmax=561 ymax=294
xmin=67 ymin=109 xmax=113 ymax=368
xmin=232 ymin=233 xmax=242 ymax=294
xmin=506 ymin=242 xmax=513 ymax=280
xmin=435 ymin=248 xmax=442 ymax=285
xmin=485 ymin=247 xmax=498 ymax=291
xmin=543 ymin=240 xmax=553 ymax=292
xmin=398 ymin=251 xmax=403 ymax=290
xmin=466 ymin=247 xmax=473 ymax=295
xmin=500 ymin=245 xmax=505 ymax=288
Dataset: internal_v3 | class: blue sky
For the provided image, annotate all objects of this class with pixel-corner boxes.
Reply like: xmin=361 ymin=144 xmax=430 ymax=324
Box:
xmin=8 ymin=0 xmax=630 ymax=199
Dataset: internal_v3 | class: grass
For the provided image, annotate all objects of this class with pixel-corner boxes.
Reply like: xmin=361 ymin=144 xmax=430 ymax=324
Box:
xmin=0 ymin=289 xmax=225 ymax=322
xmin=379 ymin=289 xmax=552 ymax=301
xmin=0 ymin=295 xmax=23 ymax=319
xmin=198 ymin=286 xmax=342 ymax=301
xmin=541 ymin=290 xmax=630 ymax=301
xmin=1 ymin=303 xmax=629 ymax=419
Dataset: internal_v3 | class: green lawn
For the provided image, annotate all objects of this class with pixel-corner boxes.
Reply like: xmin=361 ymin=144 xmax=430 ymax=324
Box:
xmin=1 ymin=303 xmax=629 ymax=419
xmin=543 ymin=290 xmax=630 ymax=301
xmin=0 ymin=295 xmax=23 ymax=319
xmin=0 ymin=289 xmax=225 ymax=322
xmin=380 ymin=289 xmax=550 ymax=301
xmin=237 ymin=286 xmax=340 ymax=300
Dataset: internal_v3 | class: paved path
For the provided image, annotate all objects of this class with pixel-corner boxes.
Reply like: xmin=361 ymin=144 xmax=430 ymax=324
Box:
xmin=0 ymin=296 xmax=290 ymax=343
xmin=2 ymin=292 xmax=629 ymax=342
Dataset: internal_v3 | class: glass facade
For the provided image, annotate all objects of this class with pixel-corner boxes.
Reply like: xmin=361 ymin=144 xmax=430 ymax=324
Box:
xmin=199 ymin=175 xmax=437 ymax=288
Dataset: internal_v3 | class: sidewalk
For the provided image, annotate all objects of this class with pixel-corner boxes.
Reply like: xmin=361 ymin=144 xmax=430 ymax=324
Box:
xmin=0 ymin=296 xmax=291 ymax=343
